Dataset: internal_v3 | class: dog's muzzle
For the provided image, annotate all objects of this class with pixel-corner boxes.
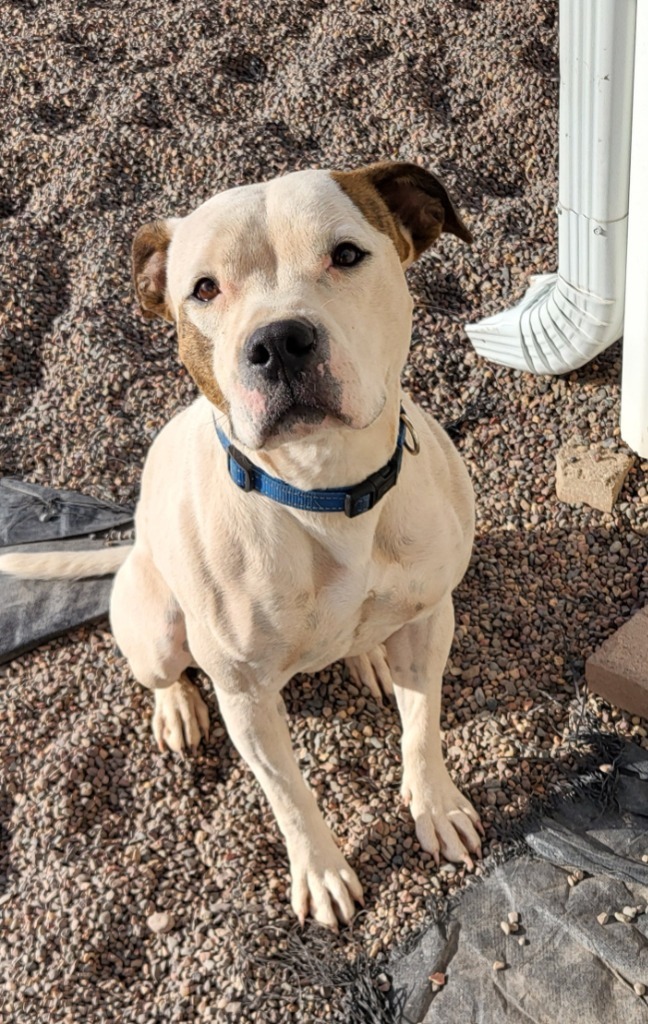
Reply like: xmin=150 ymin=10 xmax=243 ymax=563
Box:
xmin=238 ymin=318 xmax=343 ymax=444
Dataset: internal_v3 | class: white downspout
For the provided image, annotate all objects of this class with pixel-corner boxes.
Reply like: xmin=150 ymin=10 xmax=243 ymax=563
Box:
xmin=621 ymin=0 xmax=648 ymax=458
xmin=465 ymin=0 xmax=637 ymax=375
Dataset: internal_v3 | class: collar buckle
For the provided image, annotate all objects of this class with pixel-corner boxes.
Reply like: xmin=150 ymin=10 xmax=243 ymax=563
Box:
xmin=344 ymin=485 xmax=374 ymax=518
xmin=343 ymin=445 xmax=403 ymax=518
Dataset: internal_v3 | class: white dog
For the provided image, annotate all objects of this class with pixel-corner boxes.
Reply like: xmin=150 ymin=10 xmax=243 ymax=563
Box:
xmin=0 ymin=162 xmax=483 ymax=929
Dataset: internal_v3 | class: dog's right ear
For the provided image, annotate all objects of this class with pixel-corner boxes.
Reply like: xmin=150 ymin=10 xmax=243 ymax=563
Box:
xmin=132 ymin=219 xmax=177 ymax=322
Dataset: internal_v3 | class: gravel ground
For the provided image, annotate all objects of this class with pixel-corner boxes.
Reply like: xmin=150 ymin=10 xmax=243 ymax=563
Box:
xmin=1 ymin=1 xmax=647 ymax=1021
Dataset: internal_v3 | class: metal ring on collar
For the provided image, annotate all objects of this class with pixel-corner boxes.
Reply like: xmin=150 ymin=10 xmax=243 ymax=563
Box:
xmin=399 ymin=411 xmax=420 ymax=455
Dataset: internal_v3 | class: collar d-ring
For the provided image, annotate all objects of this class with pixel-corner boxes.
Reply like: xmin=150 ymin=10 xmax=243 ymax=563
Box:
xmin=399 ymin=410 xmax=420 ymax=455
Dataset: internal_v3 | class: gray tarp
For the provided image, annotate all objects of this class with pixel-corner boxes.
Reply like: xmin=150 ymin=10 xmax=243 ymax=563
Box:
xmin=0 ymin=478 xmax=132 ymax=664
xmin=390 ymin=742 xmax=648 ymax=1023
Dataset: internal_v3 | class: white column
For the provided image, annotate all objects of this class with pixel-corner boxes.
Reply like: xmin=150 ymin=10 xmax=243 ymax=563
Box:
xmin=465 ymin=0 xmax=637 ymax=375
xmin=621 ymin=0 xmax=648 ymax=457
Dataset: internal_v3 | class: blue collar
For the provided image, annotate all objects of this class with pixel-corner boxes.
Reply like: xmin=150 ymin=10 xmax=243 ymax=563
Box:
xmin=213 ymin=408 xmax=411 ymax=518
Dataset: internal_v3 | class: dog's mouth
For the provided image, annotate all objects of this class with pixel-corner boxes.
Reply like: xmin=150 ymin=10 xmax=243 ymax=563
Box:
xmin=273 ymin=402 xmax=328 ymax=430
xmin=257 ymin=398 xmax=345 ymax=448
xmin=237 ymin=363 xmax=346 ymax=448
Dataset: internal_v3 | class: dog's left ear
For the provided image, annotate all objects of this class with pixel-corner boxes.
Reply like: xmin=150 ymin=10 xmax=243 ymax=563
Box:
xmin=333 ymin=161 xmax=472 ymax=264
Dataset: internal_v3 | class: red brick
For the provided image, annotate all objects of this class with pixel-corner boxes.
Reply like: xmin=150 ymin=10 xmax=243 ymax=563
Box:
xmin=586 ymin=608 xmax=648 ymax=718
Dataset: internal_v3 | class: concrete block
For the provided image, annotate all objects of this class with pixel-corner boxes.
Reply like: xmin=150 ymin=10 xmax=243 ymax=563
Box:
xmin=555 ymin=441 xmax=633 ymax=513
xmin=586 ymin=607 xmax=648 ymax=718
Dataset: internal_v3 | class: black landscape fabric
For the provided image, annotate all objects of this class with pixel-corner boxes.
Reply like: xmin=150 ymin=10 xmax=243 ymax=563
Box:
xmin=389 ymin=741 xmax=648 ymax=1023
xmin=0 ymin=477 xmax=132 ymax=663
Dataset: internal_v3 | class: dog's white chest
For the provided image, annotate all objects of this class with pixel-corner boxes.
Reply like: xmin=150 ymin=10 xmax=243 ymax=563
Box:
xmin=283 ymin=554 xmax=439 ymax=675
xmin=179 ymin=526 xmax=436 ymax=680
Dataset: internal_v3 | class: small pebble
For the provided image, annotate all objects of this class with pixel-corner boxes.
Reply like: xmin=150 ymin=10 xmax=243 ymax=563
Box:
xmin=597 ymin=912 xmax=610 ymax=926
xmin=622 ymin=906 xmax=638 ymax=920
xmin=492 ymin=961 xmax=507 ymax=972
xmin=614 ymin=912 xmax=631 ymax=924
xmin=429 ymin=971 xmax=446 ymax=989
xmin=518 ymin=936 xmax=528 ymax=946
xmin=508 ymin=911 xmax=520 ymax=925
xmin=147 ymin=912 xmax=175 ymax=935
xmin=634 ymin=983 xmax=646 ymax=997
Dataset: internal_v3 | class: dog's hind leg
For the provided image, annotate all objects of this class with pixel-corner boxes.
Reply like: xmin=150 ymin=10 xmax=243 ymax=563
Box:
xmin=110 ymin=547 xmax=209 ymax=753
xmin=345 ymin=644 xmax=394 ymax=703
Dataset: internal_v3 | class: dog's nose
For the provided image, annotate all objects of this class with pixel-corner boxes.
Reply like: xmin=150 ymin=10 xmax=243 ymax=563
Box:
xmin=244 ymin=319 xmax=316 ymax=381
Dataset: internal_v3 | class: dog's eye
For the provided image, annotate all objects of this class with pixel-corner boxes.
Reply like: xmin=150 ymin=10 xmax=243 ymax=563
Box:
xmin=331 ymin=242 xmax=366 ymax=268
xmin=193 ymin=277 xmax=219 ymax=302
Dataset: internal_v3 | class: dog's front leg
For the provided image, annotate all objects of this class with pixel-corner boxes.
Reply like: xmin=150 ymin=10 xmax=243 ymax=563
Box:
xmin=215 ymin=686 xmax=363 ymax=929
xmin=385 ymin=595 xmax=483 ymax=868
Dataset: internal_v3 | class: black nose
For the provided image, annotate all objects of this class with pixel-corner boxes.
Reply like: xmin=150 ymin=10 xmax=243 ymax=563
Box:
xmin=244 ymin=319 xmax=316 ymax=382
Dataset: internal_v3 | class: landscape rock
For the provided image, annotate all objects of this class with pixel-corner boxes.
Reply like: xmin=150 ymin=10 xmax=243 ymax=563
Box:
xmin=555 ymin=440 xmax=633 ymax=513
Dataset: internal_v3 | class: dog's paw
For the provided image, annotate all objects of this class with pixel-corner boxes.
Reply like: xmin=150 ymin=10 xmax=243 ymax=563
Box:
xmin=289 ymin=841 xmax=364 ymax=930
xmin=345 ymin=644 xmax=394 ymax=703
xmin=152 ymin=675 xmax=209 ymax=753
xmin=403 ymin=771 xmax=483 ymax=870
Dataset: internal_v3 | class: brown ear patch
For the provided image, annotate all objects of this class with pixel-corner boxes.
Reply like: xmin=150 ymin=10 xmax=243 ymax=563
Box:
xmin=332 ymin=169 xmax=412 ymax=263
xmin=178 ymin=310 xmax=228 ymax=412
xmin=333 ymin=162 xmax=472 ymax=262
xmin=132 ymin=220 xmax=174 ymax=322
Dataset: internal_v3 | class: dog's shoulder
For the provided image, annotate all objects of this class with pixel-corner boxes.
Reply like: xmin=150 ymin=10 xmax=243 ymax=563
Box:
xmin=372 ymin=397 xmax=474 ymax=576
xmin=402 ymin=399 xmax=473 ymax=503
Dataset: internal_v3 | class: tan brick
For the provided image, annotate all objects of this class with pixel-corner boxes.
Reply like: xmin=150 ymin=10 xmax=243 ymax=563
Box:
xmin=555 ymin=441 xmax=633 ymax=513
xmin=586 ymin=607 xmax=648 ymax=718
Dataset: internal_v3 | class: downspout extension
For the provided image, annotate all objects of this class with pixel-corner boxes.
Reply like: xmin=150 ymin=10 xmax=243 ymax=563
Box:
xmin=465 ymin=0 xmax=637 ymax=376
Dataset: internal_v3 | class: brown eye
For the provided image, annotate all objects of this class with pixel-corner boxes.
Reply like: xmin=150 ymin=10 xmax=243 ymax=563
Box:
xmin=332 ymin=242 xmax=366 ymax=268
xmin=193 ymin=277 xmax=219 ymax=302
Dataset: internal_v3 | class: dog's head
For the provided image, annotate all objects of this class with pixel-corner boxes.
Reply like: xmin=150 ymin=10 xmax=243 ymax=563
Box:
xmin=132 ymin=163 xmax=471 ymax=451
